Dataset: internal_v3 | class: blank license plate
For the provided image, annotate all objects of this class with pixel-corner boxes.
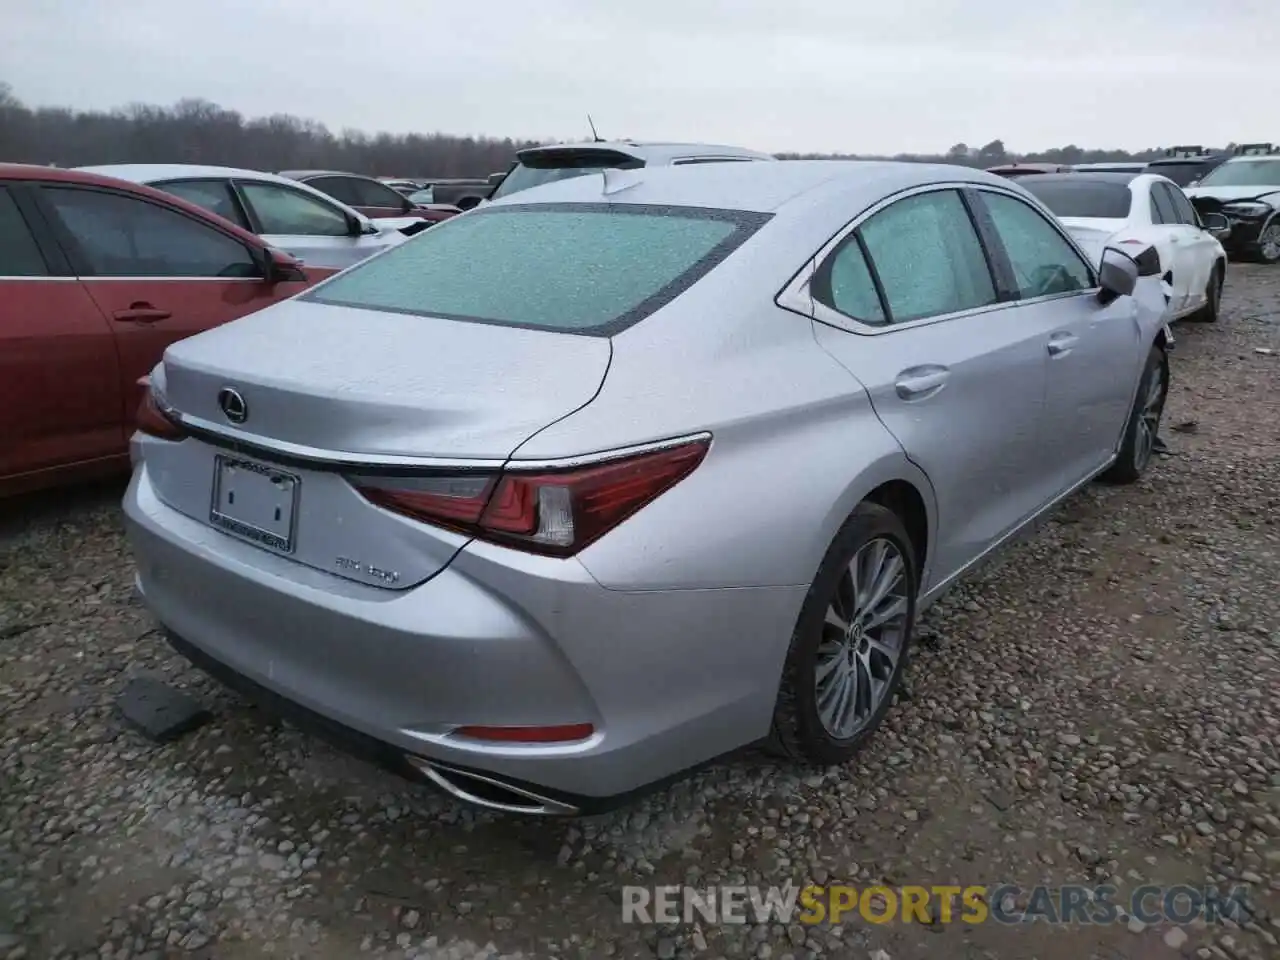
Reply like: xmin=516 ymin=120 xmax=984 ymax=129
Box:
xmin=209 ymin=456 xmax=300 ymax=553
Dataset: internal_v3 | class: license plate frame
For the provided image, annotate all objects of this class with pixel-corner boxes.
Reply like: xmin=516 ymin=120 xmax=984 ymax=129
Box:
xmin=209 ymin=455 xmax=301 ymax=554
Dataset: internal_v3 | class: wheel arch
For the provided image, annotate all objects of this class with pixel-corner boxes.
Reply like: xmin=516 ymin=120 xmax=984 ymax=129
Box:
xmin=816 ymin=454 xmax=938 ymax=592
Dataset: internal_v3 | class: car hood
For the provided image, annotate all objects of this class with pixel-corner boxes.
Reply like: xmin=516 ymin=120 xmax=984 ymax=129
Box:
xmin=369 ymin=216 xmax=425 ymax=232
xmin=1183 ymin=185 xmax=1280 ymax=204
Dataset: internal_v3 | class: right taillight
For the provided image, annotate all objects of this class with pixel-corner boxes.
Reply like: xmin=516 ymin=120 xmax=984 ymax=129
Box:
xmin=135 ymin=378 xmax=186 ymax=441
xmin=351 ymin=438 xmax=709 ymax=557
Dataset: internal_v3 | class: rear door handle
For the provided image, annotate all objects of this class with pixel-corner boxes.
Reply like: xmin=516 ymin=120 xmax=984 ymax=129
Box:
xmin=113 ymin=303 xmax=172 ymax=324
xmin=894 ymin=365 xmax=950 ymax=400
xmin=1047 ymin=332 xmax=1079 ymax=357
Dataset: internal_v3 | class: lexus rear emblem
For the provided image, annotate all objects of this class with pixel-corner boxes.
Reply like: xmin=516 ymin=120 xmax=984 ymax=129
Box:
xmin=217 ymin=387 xmax=248 ymax=424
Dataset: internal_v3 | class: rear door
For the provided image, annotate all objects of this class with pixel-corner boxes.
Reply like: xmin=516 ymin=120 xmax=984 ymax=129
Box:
xmin=33 ymin=183 xmax=312 ymax=425
xmin=1164 ymin=182 xmax=1217 ymax=309
xmin=233 ymin=179 xmax=371 ymax=271
xmin=0 ymin=182 xmax=123 ymax=484
xmin=974 ymin=187 xmax=1143 ymax=489
xmin=805 ymin=186 xmax=1052 ymax=589
xmin=1149 ymin=182 xmax=1196 ymax=312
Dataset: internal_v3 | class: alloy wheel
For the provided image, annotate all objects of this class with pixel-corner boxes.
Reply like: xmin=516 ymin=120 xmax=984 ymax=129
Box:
xmin=1261 ymin=224 xmax=1280 ymax=263
xmin=814 ymin=538 xmax=909 ymax=740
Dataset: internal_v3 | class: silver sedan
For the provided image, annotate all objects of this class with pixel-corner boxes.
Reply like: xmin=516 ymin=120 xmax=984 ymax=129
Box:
xmin=124 ymin=160 xmax=1170 ymax=815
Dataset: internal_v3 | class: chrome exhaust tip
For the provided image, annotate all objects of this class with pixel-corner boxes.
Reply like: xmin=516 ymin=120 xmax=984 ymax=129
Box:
xmin=406 ymin=757 xmax=579 ymax=817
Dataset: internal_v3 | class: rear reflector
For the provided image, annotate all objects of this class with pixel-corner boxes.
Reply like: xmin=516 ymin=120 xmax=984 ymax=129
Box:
xmin=351 ymin=437 xmax=709 ymax=556
xmin=453 ymin=723 xmax=595 ymax=743
xmin=135 ymin=377 xmax=186 ymax=441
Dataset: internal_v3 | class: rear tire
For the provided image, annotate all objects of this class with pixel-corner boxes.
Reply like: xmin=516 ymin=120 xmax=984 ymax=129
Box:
xmin=768 ymin=503 xmax=917 ymax=766
xmin=1189 ymin=262 xmax=1223 ymax=322
xmin=1102 ymin=344 xmax=1168 ymax=485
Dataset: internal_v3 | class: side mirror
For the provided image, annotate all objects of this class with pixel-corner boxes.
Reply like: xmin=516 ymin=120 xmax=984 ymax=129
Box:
xmin=1097 ymin=247 xmax=1139 ymax=304
xmin=1199 ymin=212 xmax=1231 ymax=240
xmin=455 ymin=195 xmax=484 ymax=211
xmin=344 ymin=212 xmax=366 ymax=237
xmin=257 ymin=246 xmax=305 ymax=283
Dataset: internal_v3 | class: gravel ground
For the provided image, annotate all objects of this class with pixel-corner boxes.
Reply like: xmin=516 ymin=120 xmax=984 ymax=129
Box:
xmin=2 ymin=266 xmax=1278 ymax=960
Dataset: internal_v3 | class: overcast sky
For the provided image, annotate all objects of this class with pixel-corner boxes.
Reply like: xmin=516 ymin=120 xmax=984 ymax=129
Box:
xmin=4 ymin=0 xmax=1276 ymax=155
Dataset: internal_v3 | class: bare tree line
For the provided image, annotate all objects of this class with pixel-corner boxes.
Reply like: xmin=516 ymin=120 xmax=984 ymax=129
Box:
xmin=1 ymin=84 xmax=1221 ymax=176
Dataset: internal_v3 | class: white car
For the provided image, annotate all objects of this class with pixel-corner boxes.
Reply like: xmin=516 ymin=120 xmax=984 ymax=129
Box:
xmin=1183 ymin=151 xmax=1280 ymax=265
xmin=76 ymin=164 xmax=418 ymax=271
xmin=1021 ymin=172 xmax=1227 ymax=322
xmin=484 ymin=140 xmax=776 ymax=205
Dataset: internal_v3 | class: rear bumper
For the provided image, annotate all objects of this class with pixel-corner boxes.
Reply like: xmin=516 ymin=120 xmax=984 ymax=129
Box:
xmin=124 ymin=465 xmax=803 ymax=809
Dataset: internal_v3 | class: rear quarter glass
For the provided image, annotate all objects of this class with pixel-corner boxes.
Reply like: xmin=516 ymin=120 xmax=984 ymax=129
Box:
xmin=303 ymin=202 xmax=771 ymax=336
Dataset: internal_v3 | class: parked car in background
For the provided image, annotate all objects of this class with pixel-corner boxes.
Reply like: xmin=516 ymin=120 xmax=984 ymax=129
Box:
xmin=485 ymin=141 xmax=776 ymax=205
xmin=0 ymin=163 xmax=327 ymax=497
xmin=1020 ymin=172 xmax=1227 ymax=322
xmin=422 ymin=178 xmax=496 ymax=210
xmin=379 ymin=178 xmax=425 ymax=195
xmin=125 ymin=160 xmax=1169 ymax=815
xmin=1071 ymin=162 xmax=1147 ymax=174
xmin=1142 ymin=146 xmax=1230 ymax=188
xmin=984 ymin=162 xmax=1073 ymax=179
xmin=78 ymin=165 xmax=417 ymax=271
xmin=1183 ymin=146 xmax=1280 ymax=264
xmin=279 ymin=170 xmax=461 ymax=223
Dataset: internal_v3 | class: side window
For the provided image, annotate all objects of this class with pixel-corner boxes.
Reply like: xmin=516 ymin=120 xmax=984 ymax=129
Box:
xmin=306 ymin=176 xmax=361 ymax=205
xmin=1165 ymin=184 xmax=1199 ymax=226
xmin=1150 ymin=184 xmax=1177 ymax=225
xmin=349 ymin=178 xmax=409 ymax=209
xmin=814 ymin=238 xmax=886 ymax=324
xmin=42 ymin=187 xmax=258 ymax=278
xmin=981 ymin=192 xmax=1094 ymax=298
xmin=238 ymin=182 xmax=351 ymax=237
xmin=856 ymin=189 xmax=997 ymax=323
xmin=1149 ymin=194 xmax=1165 ymax=224
xmin=0 ymin=187 xmax=49 ymax=276
xmin=158 ymin=179 xmax=249 ymax=229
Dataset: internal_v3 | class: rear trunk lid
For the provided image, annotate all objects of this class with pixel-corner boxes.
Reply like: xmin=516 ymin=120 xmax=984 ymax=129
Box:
xmin=160 ymin=298 xmax=610 ymax=459
xmin=146 ymin=299 xmax=610 ymax=589
xmin=1058 ymin=217 xmax=1127 ymax=264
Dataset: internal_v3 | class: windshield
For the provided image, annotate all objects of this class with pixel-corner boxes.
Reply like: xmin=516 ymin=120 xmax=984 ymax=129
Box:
xmin=1020 ymin=180 xmax=1133 ymax=219
xmin=304 ymin=203 xmax=769 ymax=335
xmin=406 ymin=187 xmax=434 ymax=204
xmin=489 ymin=150 xmax=643 ymax=201
xmin=1198 ymin=159 xmax=1280 ymax=188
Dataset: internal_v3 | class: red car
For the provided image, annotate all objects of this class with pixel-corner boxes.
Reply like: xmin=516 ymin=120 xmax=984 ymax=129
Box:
xmin=277 ymin=170 xmax=461 ymax=223
xmin=0 ymin=164 xmax=335 ymax=497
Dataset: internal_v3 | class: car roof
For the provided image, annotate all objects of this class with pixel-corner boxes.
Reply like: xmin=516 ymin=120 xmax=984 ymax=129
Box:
xmin=1146 ymin=154 xmax=1223 ymax=164
xmin=0 ymin=163 xmax=271 ymax=247
xmin=79 ymin=163 xmax=308 ymax=187
xmin=516 ymin=141 xmax=776 ymax=164
xmin=1021 ymin=172 xmax=1142 ymax=186
xmin=1218 ymin=154 xmax=1280 ymax=164
xmin=277 ymin=169 xmax=374 ymax=180
xmin=484 ymin=159 xmax=1016 ymax=218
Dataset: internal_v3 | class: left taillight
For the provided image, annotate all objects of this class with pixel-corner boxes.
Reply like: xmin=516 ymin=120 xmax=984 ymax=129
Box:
xmin=135 ymin=377 xmax=186 ymax=441
xmin=350 ymin=438 xmax=710 ymax=557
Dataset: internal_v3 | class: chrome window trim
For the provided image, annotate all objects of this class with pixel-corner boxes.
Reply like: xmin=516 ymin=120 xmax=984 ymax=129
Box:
xmin=0 ymin=275 xmax=78 ymax=282
xmin=778 ymin=180 xmax=1103 ymax=335
xmin=75 ymin=276 xmax=266 ymax=282
xmin=171 ymin=410 xmax=712 ymax=473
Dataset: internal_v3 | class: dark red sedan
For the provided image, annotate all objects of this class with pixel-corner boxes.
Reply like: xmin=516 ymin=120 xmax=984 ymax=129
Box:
xmin=277 ymin=170 xmax=461 ymax=223
xmin=0 ymin=164 xmax=335 ymax=496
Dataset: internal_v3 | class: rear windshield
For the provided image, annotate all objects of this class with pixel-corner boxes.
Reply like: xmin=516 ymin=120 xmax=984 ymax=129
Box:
xmin=1020 ymin=180 xmax=1133 ymax=219
xmin=489 ymin=150 xmax=641 ymax=201
xmin=304 ymin=203 xmax=769 ymax=335
xmin=1144 ymin=161 xmax=1210 ymax=187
